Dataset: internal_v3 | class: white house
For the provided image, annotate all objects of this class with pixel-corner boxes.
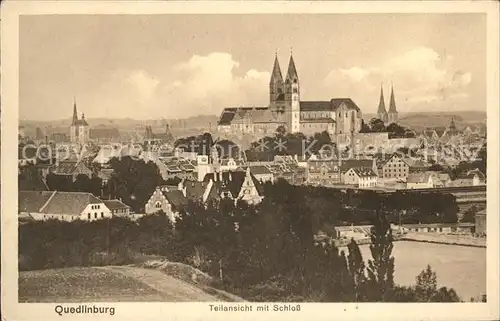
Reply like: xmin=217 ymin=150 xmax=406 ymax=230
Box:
xmin=344 ymin=167 xmax=378 ymax=188
xmin=18 ymin=190 xmax=112 ymax=221
xmin=406 ymin=172 xmax=443 ymax=189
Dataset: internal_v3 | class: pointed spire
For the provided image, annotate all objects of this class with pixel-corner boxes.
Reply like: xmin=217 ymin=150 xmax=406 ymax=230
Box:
xmin=377 ymin=84 xmax=387 ymax=114
xmin=389 ymin=83 xmax=397 ymax=112
xmin=450 ymin=117 xmax=456 ymax=130
xmin=270 ymin=53 xmax=283 ymax=85
xmin=285 ymin=52 xmax=298 ymax=83
xmin=72 ymin=97 xmax=78 ymax=125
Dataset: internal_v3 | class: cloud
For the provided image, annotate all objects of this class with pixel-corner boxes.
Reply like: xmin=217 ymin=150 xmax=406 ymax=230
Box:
xmin=338 ymin=67 xmax=370 ymax=82
xmin=325 ymin=46 xmax=473 ymax=112
xmin=126 ymin=70 xmax=159 ymax=102
xmin=160 ymin=52 xmax=270 ymax=117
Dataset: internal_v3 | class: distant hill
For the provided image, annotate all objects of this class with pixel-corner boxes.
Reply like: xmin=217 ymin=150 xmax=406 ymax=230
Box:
xmin=19 ymin=114 xmax=220 ymax=139
xmin=364 ymin=111 xmax=486 ymax=132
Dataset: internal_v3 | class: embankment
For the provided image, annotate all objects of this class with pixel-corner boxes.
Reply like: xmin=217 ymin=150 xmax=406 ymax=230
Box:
xmin=401 ymin=233 xmax=486 ymax=248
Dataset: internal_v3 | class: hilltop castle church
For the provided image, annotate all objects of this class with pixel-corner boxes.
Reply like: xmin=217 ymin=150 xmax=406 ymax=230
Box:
xmin=217 ymin=53 xmax=363 ymax=140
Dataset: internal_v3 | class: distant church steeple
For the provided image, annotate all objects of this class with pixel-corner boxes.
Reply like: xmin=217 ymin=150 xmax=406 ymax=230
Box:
xmin=388 ymin=83 xmax=398 ymax=124
xmin=285 ymin=52 xmax=299 ymax=84
xmin=72 ymin=97 xmax=78 ymax=125
xmin=269 ymin=52 xmax=284 ymax=104
xmin=377 ymin=85 xmax=388 ymax=123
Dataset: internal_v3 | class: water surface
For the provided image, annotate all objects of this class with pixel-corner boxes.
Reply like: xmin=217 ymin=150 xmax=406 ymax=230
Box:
xmin=355 ymin=241 xmax=486 ymax=301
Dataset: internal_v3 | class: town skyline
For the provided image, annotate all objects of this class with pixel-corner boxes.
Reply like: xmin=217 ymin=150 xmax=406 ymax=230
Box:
xmin=20 ymin=14 xmax=486 ymax=121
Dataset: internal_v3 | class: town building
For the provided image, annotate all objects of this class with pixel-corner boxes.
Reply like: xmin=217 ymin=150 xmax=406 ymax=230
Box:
xmin=401 ymin=222 xmax=475 ymax=234
xmin=344 ymin=167 xmax=378 ymax=188
xmin=378 ymin=153 xmax=409 ymax=180
xmin=102 ymin=199 xmax=131 ymax=217
xmin=217 ymin=53 xmax=363 ymax=138
xmin=475 ymin=209 xmax=486 ymax=235
xmin=144 ymin=186 xmax=188 ymax=222
xmin=202 ymin=167 xmax=264 ymax=205
xmin=339 ymin=159 xmax=377 ymax=183
xmin=306 ymin=160 xmax=341 ymax=185
xmin=70 ymin=100 xmax=90 ymax=145
xmin=406 ymin=171 xmax=444 ymax=189
xmin=18 ymin=190 xmax=112 ymax=221
xmin=52 ymin=160 xmax=93 ymax=182
xmin=247 ymin=165 xmax=274 ymax=183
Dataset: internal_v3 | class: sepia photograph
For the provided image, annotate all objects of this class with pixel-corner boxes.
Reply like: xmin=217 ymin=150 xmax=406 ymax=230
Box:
xmin=2 ymin=1 xmax=499 ymax=320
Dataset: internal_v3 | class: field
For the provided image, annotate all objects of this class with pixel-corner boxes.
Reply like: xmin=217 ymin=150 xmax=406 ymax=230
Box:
xmin=19 ymin=265 xmax=226 ymax=302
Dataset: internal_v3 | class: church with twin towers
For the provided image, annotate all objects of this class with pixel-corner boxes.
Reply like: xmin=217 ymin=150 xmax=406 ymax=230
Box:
xmin=217 ymin=52 xmax=398 ymax=139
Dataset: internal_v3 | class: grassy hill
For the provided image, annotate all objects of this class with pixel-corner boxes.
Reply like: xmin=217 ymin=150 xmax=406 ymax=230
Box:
xmin=19 ymin=263 xmax=243 ymax=303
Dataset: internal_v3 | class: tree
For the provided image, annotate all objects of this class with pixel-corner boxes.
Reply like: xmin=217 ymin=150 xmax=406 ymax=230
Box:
xmin=347 ymin=239 xmax=368 ymax=301
xmin=276 ymin=125 xmax=287 ymax=137
xmin=369 ymin=118 xmax=386 ymax=133
xmin=414 ymin=265 xmax=461 ymax=302
xmin=366 ymin=211 xmax=395 ymax=301
xmin=360 ymin=119 xmax=371 ymax=133
xmin=73 ymin=174 xmax=91 ymax=193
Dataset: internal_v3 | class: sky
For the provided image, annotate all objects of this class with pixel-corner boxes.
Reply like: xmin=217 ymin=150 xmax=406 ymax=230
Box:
xmin=19 ymin=14 xmax=486 ymax=121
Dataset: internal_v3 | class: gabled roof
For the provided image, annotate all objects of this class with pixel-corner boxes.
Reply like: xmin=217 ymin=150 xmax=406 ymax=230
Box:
xmin=248 ymin=165 xmax=272 ymax=175
xmin=103 ymin=199 xmax=130 ymax=210
xmin=203 ymin=171 xmax=247 ymax=198
xmin=299 ymin=101 xmax=332 ymax=112
xmin=340 ymin=159 xmax=374 ymax=173
xmin=407 ymin=172 xmax=435 ymax=183
xmin=308 ymin=160 xmax=339 ymax=173
xmin=459 ymin=168 xmax=486 ymax=180
xmin=184 ymin=181 xmax=210 ymax=202
xmin=19 ymin=191 xmax=103 ymax=215
xmin=53 ymin=161 xmax=89 ymax=175
xmin=349 ymin=167 xmax=377 ymax=177
xmin=162 ymin=190 xmax=188 ymax=208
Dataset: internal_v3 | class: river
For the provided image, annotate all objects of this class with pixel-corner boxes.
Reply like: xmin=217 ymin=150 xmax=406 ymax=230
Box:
xmin=353 ymin=241 xmax=486 ymax=301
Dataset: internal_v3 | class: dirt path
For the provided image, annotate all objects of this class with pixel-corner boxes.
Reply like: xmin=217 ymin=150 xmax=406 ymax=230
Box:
xmin=98 ymin=266 xmax=218 ymax=302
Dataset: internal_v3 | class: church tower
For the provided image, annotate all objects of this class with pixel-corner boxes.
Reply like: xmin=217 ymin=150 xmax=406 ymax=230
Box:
xmin=284 ymin=53 xmax=300 ymax=133
xmin=377 ymin=85 xmax=388 ymax=124
xmin=269 ymin=54 xmax=284 ymax=105
xmin=69 ymin=99 xmax=90 ymax=145
xmin=388 ymin=84 xmax=398 ymax=124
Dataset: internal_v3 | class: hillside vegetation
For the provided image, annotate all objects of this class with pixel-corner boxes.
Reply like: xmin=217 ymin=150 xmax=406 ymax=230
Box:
xmin=19 ymin=264 xmax=242 ymax=302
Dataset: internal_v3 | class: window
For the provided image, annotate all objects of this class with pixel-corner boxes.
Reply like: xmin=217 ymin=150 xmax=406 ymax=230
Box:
xmin=94 ymin=213 xmax=97 ymax=219
xmin=155 ymin=201 xmax=162 ymax=208
xmin=101 ymin=213 xmax=104 ymax=218
xmin=88 ymin=213 xmax=91 ymax=219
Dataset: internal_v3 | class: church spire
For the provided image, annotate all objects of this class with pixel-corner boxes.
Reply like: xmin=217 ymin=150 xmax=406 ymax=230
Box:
xmin=72 ymin=97 xmax=78 ymax=125
xmin=389 ymin=83 xmax=397 ymax=113
xmin=270 ymin=53 xmax=283 ymax=85
xmin=377 ymin=85 xmax=387 ymax=114
xmin=285 ymin=52 xmax=298 ymax=83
